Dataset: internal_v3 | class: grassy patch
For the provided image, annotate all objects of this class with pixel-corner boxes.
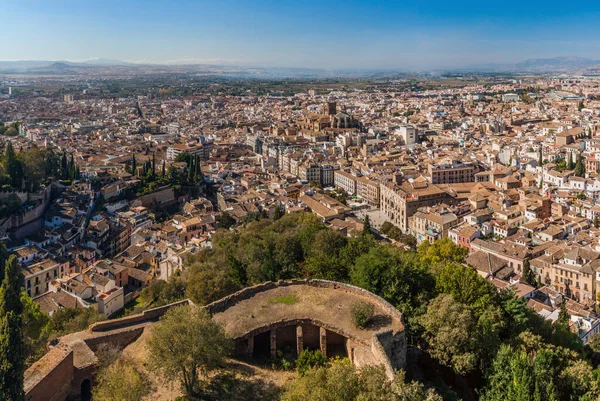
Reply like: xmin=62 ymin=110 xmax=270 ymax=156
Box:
xmin=268 ymin=295 xmax=298 ymax=305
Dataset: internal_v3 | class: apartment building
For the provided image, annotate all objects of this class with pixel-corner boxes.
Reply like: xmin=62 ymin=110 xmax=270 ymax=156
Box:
xmin=24 ymin=258 xmax=71 ymax=298
xmin=356 ymin=176 xmax=380 ymax=206
xmin=166 ymin=142 xmax=213 ymax=161
xmin=380 ymin=178 xmax=454 ymax=233
xmin=409 ymin=208 xmax=459 ymax=244
xmin=321 ymin=165 xmax=335 ymax=187
xmin=299 ymin=163 xmax=321 ymax=184
xmin=530 ymin=245 xmax=598 ymax=305
xmin=427 ymin=162 xmax=476 ymax=184
xmin=334 ymin=170 xmax=357 ymax=195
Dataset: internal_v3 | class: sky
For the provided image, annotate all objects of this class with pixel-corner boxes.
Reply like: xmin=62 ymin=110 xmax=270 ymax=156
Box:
xmin=3 ymin=0 xmax=600 ymax=70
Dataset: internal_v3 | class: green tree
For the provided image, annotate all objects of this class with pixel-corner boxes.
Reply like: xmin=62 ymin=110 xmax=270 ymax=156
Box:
xmin=568 ymin=152 xmax=575 ymax=170
xmin=0 ymin=255 xmax=25 ymax=401
xmin=273 ymin=203 xmax=285 ymax=220
xmin=43 ymin=307 xmax=104 ymax=338
xmin=131 ymin=153 xmax=137 ymax=176
xmin=218 ymin=212 xmax=236 ymax=229
xmin=3 ymin=128 xmax=18 ymax=137
xmin=20 ymin=293 xmax=49 ymax=364
xmin=417 ymin=238 xmax=467 ymax=268
xmin=304 ymin=229 xmax=349 ymax=281
xmin=522 ymin=260 xmax=537 ymax=287
xmin=482 ymin=336 xmax=595 ymax=401
xmin=435 ymin=262 xmax=496 ymax=309
xmin=229 ymin=256 xmax=247 ymax=286
xmin=419 ymin=294 xmax=481 ymax=374
xmin=93 ymin=358 xmax=149 ymax=401
xmin=283 ymin=358 xmax=441 ymax=401
xmin=4 ymin=142 xmax=23 ymax=189
xmin=186 ymin=261 xmax=240 ymax=305
xmin=574 ymin=154 xmax=586 ymax=177
xmin=296 ymin=349 xmax=326 ymax=376
xmin=147 ymin=305 xmax=233 ymax=399
xmin=151 ymin=152 xmax=156 ymax=180
xmin=362 ymin=215 xmax=372 ymax=235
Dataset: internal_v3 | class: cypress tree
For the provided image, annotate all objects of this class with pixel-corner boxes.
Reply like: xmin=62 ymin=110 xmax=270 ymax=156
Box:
xmin=574 ymin=154 xmax=586 ymax=177
xmin=60 ymin=151 xmax=68 ymax=179
xmin=151 ymin=152 xmax=156 ymax=180
xmin=187 ymin=158 xmax=194 ymax=183
xmin=194 ymin=155 xmax=201 ymax=182
xmin=273 ymin=204 xmax=284 ymax=220
xmin=161 ymin=161 xmax=166 ymax=178
xmin=131 ymin=154 xmax=137 ymax=176
xmin=362 ymin=214 xmax=372 ymax=235
xmin=4 ymin=142 xmax=20 ymax=188
xmin=0 ymin=255 xmax=25 ymax=401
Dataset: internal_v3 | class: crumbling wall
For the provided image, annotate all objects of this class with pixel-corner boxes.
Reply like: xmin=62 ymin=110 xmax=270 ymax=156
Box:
xmin=25 ymin=344 xmax=74 ymax=401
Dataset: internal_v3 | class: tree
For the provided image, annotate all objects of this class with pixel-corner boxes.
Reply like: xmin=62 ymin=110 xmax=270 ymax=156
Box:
xmin=93 ymin=359 xmax=149 ymax=401
xmin=151 ymin=152 xmax=156 ymax=180
xmin=522 ymin=260 xmax=537 ymax=287
xmin=567 ymin=152 xmax=575 ymax=170
xmin=362 ymin=215 xmax=372 ymax=236
xmin=283 ymin=358 xmax=441 ymax=401
xmin=350 ymin=301 xmax=374 ymax=328
xmin=4 ymin=142 xmax=23 ymax=189
xmin=21 ymin=293 xmax=49 ymax=364
xmin=436 ymin=262 xmax=496 ymax=308
xmin=147 ymin=305 xmax=233 ymax=398
xmin=574 ymin=154 xmax=586 ymax=177
xmin=419 ymin=294 xmax=481 ymax=374
xmin=43 ymin=307 xmax=104 ymax=338
xmin=295 ymin=349 xmax=326 ymax=376
xmin=595 ymin=215 xmax=599 ymax=229
xmin=131 ymin=153 xmax=137 ymax=176
xmin=3 ymin=128 xmax=18 ymax=137
xmin=0 ymin=255 xmax=25 ymax=401
xmin=186 ymin=261 xmax=240 ymax=305
xmin=218 ymin=212 xmax=236 ymax=229
xmin=538 ymin=147 xmax=543 ymax=166
xmin=273 ymin=203 xmax=285 ymax=220
xmin=417 ymin=238 xmax=467 ymax=268
xmin=482 ymin=336 xmax=597 ymax=401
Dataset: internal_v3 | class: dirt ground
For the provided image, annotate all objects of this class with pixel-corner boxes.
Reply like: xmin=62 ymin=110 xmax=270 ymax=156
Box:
xmin=120 ymin=325 xmax=296 ymax=401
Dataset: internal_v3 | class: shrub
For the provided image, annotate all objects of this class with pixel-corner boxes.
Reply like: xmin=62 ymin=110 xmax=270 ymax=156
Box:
xmin=296 ymin=349 xmax=326 ymax=376
xmin=351 ymin=301 xmax=374 ymax=328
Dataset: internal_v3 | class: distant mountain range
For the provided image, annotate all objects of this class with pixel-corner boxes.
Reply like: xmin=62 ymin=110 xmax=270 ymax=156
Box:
xmin=515 ymin=56 xmax=600 ymax=72
xmin=1 ymin=56 xmax=600 ymax=77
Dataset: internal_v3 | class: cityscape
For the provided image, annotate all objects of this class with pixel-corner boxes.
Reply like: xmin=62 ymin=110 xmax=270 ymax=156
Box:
xmin=4 ymin=1 xmax=600 ymax=401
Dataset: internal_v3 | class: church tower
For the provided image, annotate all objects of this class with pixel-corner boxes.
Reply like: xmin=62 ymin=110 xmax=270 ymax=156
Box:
xmin=324 ymin=101 xmax=337 ymax=116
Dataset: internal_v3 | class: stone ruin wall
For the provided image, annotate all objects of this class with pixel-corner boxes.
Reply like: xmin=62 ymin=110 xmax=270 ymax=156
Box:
xmin=206 ymin=279 xmax=407 ymax=375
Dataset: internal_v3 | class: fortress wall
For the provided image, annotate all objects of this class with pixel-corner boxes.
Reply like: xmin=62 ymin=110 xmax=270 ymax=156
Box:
xmin=25 ymin=345 xmax=74 ymax=401
xmin=89 ymin=299 xmax=192 ymax=332
xmin=206 ymin=279 xmax=405 ymax=331
xmin=84 ymin=327 xmax=144 ymax=351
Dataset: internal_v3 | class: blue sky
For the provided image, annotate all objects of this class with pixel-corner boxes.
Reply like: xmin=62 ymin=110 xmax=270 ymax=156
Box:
xmin=3 ymin=0 xmax=600 ymax=69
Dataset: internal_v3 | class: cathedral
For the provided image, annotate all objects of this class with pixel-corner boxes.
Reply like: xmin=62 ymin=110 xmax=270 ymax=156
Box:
xmin=299 ymin=101 xmax=360 ymax=132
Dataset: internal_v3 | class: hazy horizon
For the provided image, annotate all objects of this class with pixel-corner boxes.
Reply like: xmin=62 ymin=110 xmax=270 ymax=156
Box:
xmin=4 ymin=0 xmax=600 ymax=70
